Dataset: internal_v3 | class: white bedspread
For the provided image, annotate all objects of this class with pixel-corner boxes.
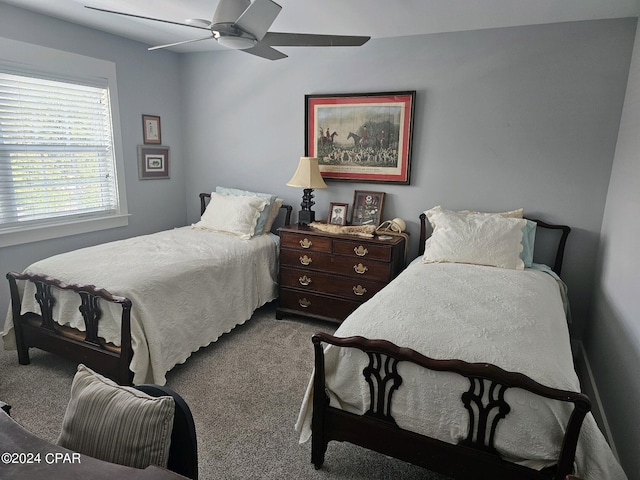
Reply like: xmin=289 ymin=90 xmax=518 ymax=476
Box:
xmin=2 ymin=227 xmax=278 ymax=385
xmin=296 ymin=261 xmax=626 ymax=480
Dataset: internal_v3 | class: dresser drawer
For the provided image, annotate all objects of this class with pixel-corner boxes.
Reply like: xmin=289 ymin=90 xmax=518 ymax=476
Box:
xmin=280 ymin=232 xmax=332 ymax=253
xmin=280 ymin=266 xmax=386 ymax=302
xmin=333 ymin=239 xmax=393 ymax=262
xmin=277 ymin=225 xmax=406 ymax=323
xmin=279 ymin=288 xmax=360 ymax=321
xmin=279 ymin=249 xmax=392 ymax=281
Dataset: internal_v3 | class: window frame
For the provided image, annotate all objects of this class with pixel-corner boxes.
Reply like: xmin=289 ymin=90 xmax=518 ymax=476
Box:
xmin=0 ymin=38 xmax=129 ymax=248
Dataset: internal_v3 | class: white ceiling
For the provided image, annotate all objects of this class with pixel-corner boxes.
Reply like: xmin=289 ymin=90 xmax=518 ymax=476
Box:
xmin=2 ymin=0 xmax=639 ymax=53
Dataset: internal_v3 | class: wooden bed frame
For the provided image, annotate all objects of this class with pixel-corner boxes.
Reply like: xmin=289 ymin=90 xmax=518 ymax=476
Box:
xmin=6 ymin=194 xmax=292 ymax=385
xmin=310 ymin=215 xmax=586 ymax=480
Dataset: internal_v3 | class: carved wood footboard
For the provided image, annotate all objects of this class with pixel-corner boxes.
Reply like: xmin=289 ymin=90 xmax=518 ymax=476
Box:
xmin=311 ymin=332 xmax=590 ymax=480
xmin=6 ymin=271 xmax=134 ymax=385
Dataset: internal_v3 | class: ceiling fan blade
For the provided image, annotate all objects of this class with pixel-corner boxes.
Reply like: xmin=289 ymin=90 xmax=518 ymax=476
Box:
xmin=263 ymin=32 xmax=370 ymax=47
xmin=234 ymin=0 xmax=282 ymax=41
xmin=84 ymin=6 xmax=210 ymax=30
xmin=148 ymin=36 xmax=214 ymax=51
xmin=212 ymin=0 xmax=250 ymax=24
xmin=242 ymin=43 xmax=288 ymax=60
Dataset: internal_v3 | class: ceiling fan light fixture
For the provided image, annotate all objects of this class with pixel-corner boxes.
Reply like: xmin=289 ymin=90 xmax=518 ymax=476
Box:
xmin=215 ymin=33 xmax=257 ymax=50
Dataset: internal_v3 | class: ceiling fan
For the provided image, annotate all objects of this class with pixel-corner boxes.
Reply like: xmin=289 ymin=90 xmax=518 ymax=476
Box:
xmin=85 ymin=0 xmax=370 ymax=60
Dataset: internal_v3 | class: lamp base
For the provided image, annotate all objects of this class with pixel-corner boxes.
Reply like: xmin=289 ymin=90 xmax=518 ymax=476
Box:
xmin=298 ymin=188 xmax=316 ymax=226
xmin=297 ymin=210 xmax=315 ymax=226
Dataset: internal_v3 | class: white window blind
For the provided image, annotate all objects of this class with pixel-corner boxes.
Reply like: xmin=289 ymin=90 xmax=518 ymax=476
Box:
xmin=0 ymin=70 xmax=119 ymax=229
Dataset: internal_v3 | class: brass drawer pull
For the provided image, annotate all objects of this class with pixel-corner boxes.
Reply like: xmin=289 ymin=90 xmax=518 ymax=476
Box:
xmin=299 ymin=238 xmax=313 ymax=249
xmin=353 ymin=263 xmax=368 ymax=274
xmin=299 ymin=255 xmax=312 ymax=266
xmin=353 ymin=285 xmax=367 ymax=296
xmin=299 ymin=275 xmax=312 ymax=286
xmin=354 ymin=245 xmax=368 ymax=257
xmin=299 ymin=298 xmax=311 ymax=308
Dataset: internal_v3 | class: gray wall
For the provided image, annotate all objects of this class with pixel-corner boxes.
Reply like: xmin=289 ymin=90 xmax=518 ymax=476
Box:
xmin=588 ymin=20 xmax=640 ymax=478
xmin=180 ymin=18 xmax=636 ymax=339
xmin=0 ymin=4 xmax=188 ymax=324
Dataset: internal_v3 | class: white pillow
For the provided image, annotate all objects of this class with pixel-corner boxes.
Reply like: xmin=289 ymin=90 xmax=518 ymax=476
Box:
xmin=423 ymin=206 xmax=527 ymax=270
xmin=215 ymin=186 xmax=278 ymax=236
xmin=262 ymin=198 xmax=284 ymax=234
xmin=458 ymin=207 xmax=523 ymax=218
xmin=194 ymin=192 xmax=268 ymax=239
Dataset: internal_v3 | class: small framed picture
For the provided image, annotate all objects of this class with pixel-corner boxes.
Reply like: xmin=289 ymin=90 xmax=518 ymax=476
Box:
xmin=351 ymin=190 xmax=385 ymax=226
xmin=142 ymin=114 xmax=161 ymax=144
xmin=328 ymin=202 xmax=349 ymax=226
xmin=138 ymin=145 xmax=169 ymax=180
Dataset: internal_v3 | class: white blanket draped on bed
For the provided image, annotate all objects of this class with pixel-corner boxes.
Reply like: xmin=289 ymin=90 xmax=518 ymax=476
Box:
xmin=2 ymin=227 xmax=279 ymax=385
xmin=295 ymin=261 xmax=626 ymax=480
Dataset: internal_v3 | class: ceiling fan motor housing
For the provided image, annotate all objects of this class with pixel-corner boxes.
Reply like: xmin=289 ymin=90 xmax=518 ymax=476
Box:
xmin=214 ymin=29 xmax=257 ymax=49
xmin=212 ymin=0 xmax=258 ymax=49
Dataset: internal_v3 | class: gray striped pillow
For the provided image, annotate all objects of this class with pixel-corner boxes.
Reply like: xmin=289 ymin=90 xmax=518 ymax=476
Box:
xmin=57 ymin=364 xmax=175 ymax=469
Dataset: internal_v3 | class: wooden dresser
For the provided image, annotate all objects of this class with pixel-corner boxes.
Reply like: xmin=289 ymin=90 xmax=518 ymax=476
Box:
xmin=276 ymin=225 xmax=406 ymax=323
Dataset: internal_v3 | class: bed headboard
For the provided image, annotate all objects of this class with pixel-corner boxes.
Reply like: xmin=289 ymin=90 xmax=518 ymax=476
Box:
xmin=418 ymin=213 xmax=571 ymax=276
xmin=198 ymin=193 xmax=292 ymax=228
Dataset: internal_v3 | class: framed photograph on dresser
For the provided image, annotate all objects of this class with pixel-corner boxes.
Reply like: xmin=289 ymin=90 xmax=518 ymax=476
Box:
xmin=351 ymin=190 xmax=385 ymax=226
xmin=328 ymin=203 xmax=349 ymax=225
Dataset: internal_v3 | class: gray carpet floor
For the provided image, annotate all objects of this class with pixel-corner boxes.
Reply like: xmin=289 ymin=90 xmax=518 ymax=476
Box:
xmin=0 ymin=302 xmax=451 ymax=479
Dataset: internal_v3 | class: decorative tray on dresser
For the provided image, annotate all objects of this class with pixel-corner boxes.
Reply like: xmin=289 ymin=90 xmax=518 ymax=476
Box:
xmin=276 ymin=225 xmax=406 ymax=323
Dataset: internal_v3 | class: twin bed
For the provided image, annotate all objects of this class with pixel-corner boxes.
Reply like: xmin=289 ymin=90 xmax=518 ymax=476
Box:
xmin=296 ymin=206 xmax=626 ymax=480
xmin=3 ymin=190 xmax=291 ymax=385
xmin=3 ymin=197 xmax=625 ymax=479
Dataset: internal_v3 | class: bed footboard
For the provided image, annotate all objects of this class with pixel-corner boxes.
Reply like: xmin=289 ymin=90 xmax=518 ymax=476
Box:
xmin=6 ymin=272 xmax=134 ymax=385
xmin=311 ymin=332 xmax=590 ymax=480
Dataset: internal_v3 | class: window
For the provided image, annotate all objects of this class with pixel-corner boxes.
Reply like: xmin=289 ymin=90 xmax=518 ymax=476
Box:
xmin=0 ymin=39 xmax=128 ymax=247
xmin=0 ymin=72 xmax=118 ymax=225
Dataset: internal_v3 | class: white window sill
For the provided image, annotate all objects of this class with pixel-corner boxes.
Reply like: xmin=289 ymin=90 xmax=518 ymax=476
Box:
xmin=0 ymin=214 xmax=130 ymax=248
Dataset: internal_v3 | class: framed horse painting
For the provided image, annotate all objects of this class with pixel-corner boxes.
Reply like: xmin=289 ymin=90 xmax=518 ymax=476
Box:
xmin=305 ymin=91 xmax=415 ymax=184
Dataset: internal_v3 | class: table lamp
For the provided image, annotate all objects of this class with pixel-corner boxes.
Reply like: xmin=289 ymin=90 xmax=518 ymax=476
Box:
xmin=286 ymin=156 xmax=327 ymax=225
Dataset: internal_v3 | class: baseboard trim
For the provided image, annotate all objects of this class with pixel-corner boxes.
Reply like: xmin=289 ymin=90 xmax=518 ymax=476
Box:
xmin=572 ymin=339 xmax=620 ymax=461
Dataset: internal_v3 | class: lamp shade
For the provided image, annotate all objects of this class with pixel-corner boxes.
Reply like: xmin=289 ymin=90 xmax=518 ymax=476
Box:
xmin=286 ymin=157 xmax=328 ymax=189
